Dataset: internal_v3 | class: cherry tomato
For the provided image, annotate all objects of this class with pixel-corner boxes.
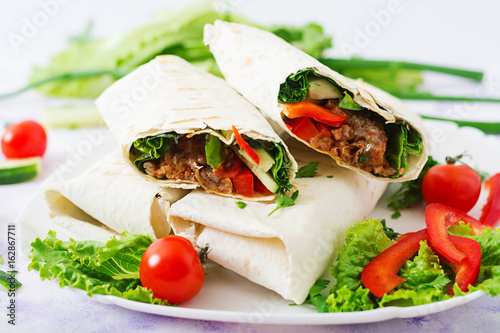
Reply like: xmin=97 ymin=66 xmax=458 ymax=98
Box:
xmin=1 ymin=120 xmax=47 ymax=158
xmin=422 ymin=163 xmax=481 ymax=212
xmin=139 ymin=236 xmax=205 ymax=304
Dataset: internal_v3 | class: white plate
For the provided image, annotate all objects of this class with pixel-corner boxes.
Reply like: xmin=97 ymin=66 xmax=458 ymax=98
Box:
xmin=18 ymin=121 xmax=499 ymax=325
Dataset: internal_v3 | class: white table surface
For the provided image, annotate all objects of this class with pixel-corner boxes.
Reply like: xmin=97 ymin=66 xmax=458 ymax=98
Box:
xmin=1 ymin=1 xmax=500 ymax=332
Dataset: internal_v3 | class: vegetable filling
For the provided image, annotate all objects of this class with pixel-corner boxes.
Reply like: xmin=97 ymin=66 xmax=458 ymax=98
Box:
xmin=279 ymin=70 xmax=423 ymax=178
xmin=130 ymin=132 xmax=293 ymax=198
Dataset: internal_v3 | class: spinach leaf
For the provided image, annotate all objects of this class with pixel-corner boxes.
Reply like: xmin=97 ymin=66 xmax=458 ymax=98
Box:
xmin=205 ymin=134 xmax=226 ymax=169
xmin=130 ymin=133 xmax=180 ymax=169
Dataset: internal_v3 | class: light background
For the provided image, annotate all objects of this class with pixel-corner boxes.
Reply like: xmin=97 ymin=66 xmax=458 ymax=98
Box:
xmin=0 ymin=1 xmax=499 ymax=332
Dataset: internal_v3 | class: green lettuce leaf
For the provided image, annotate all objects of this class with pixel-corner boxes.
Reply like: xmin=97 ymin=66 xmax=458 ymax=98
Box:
xmin=270 ymin=23 xmax=331 ymax=60
xmin=385 ymin=122 xmax=424 ymax=178
xmin=331 ymin=219 xmax=392 ymax=292
xmin=379 ymin=288 xmax=449 ymax=307
xmin=130 ymin=133 xmax=180 ymax=169
xmin=398 ymin=241 xmax=451 ymax=293
xmin=338 ymin=91 xmax=362 ymax=110
xmin=29 ymin=231 xmax=168 ymax=305
xmin=205 ymin=135 xmax=226 ymax=169
xmin=326 ymin=285 xmax=375 ymax=312
xmin=26 ymin=5 xmax=332 ymax=98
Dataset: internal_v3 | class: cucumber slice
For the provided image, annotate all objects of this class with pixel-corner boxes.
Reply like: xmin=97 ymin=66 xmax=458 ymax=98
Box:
xmin=0 ymin=157 xmax=42 ymax=185
xmin=42 ymin=106 xmax=105 ymax=128
xmin=308 ymin=76 xmax=342 ymax=100
xmin=237 ymin=148 xmax=279 ymax=193
xmin=238 ymin=148 xmax=275 ymax=173
xmin=253 ymin=168 xmax=279 ymax=193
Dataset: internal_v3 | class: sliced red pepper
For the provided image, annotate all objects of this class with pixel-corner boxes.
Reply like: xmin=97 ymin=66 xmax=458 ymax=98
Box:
xmin=285 ymin=117 xmax=319 ymax=141
xmin=361 ymin=229 xmax=428 ymax=298
xmin=232 ymin=125 xmax=259 ymax=165
xmin=233 ymin=164 xmax=254 ymax=197
xmin=438 ymin=235 xmax=482 ymax=294
xmin=479 ymin=173 xmax=500 ymax=227
xmin=282 ymin=101 xmax=347 ymax=127
xmin=214 ymin=153 xmax=242 ymax=178
xmin=315 ymin=122 xmax=332 ymax=138
xmin=254 ymin=176 xmax=273 ymax=195
xmin=425 ymin=203 xmax=484 ymax=264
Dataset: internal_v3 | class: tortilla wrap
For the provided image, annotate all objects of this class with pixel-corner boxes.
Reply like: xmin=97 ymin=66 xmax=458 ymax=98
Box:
xmin=95 ymin=55 xmax=297 ymax=201
xmin=45 ymin=152 xmax=187 ymax=242
xmin=204 ymin=21 xmax=428 ymax=181
xmin=168 ymin=139 xmax=387 ymax=304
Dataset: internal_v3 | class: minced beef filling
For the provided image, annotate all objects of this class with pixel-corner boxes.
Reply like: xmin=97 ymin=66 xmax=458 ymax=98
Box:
xmin=142 ymin=135 xmax=234 ymax=194
xmin=308 ymin=100 xmax=397 ymax=177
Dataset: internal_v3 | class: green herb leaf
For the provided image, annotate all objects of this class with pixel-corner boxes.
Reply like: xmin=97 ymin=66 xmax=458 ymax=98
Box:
xmin=236 ymin=201 xmax=247 ymax=209
xmin=130 ymin=133 xmax=180 ymax=169
xmin=296 ymin=161 xmax=319 ymax=178
xmin=304 ymin=279 xmax=329 ymax=313
xmin=358 ymin=154 xmax=369 ymax=164
xmin=387 ymin=156 xmax=439 ymax=218
xmin=380 ymin=219 xmax=401 ymax=241
xmin=268 ymin=142 xmax=294 ymax=195
xmin=269 ymin=191 xmax=299 ymax=216
xmin=327 ymin=175 xmax=334 ymax=178
xmin=338 ymin=91 xmax=362 ymax=110
xmin=205 ymin=135 xmax=226 ymax=169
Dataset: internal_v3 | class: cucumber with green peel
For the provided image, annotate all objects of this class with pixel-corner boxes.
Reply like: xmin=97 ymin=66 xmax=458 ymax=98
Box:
xmin=237 ymin=148 xmax=275 ymax=173
xmin=237 ymin=148 xmax=279 ymax=193
xmin=307 ymin=76 xmax=342 ymax=100
xmin=0 ymin=157 xmax=42 ymax=185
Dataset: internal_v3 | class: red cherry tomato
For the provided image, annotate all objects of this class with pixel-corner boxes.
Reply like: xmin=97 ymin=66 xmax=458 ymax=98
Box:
xmin=422 ymin=163 xmax=481 ymax=212
xmin=139 ymin=236 xmax=205 ymax=304
xmin=1 ymin=120 xmax=47 ymax=158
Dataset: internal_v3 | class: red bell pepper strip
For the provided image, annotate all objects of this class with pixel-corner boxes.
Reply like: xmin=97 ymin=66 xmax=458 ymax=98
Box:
xmin=361 ymin=229 xmax=428 ymax=298
xmin=438 ymin=235 xmax=482 ymax=293
xmin=425 ymin=203 xmax=484 ymax=264
xmin=282 ymin=101 xmax=347 ymax=127
xmin=214 ymin=154 xmax=242 ymax=178
xmin=254 ymin=176 xmax=273 ymax=195
xmin=233 ymin=164 xmax=254 ymax=197
xmin=285 ymin=117 xmax=319 ymax=141
xmin=479 ymin=173 xmax=500 ymax=227
xmin=232 ymin=125 xmax=259 ymax=165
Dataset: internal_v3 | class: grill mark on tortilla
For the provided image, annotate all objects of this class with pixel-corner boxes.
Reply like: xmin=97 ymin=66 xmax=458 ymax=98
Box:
xmin=170 ymin=116 xmax=220 ymax=124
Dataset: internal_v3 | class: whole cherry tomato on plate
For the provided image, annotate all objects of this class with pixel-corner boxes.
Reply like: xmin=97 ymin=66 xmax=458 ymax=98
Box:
xmin=421 ymin=155 xmax=481 ymax=212
xmin=139 ymin=235 xmax=205 ymax=304
xmin=1 ymin=120 xmax=47 ymax=158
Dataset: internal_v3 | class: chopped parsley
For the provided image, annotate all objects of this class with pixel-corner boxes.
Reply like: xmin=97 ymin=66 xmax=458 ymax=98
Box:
xmin=358 ymin=154 xmax=369 ymax=164
xmin=296 ymin=162 xmax=319 ymax=178
xmin=235 ymin=201 xmax=247 ymax=209
xmin=327 ymin=175 xmax=334 ymax=178
xmin=387 ymin=156 xmax=439 ymax=219
xmin=380 ymin=219 xmax=401 ymax=240
xmin=269 ymin=191 xmax=299 ymax=216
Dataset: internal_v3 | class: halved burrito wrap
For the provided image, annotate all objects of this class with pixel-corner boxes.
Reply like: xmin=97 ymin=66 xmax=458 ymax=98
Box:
xmin=96 ymin=55 xmax=297 ymax=200
xmin=204 ymin=21 xmax=428 ymax=181
xmin=168 ymin=139 xmax=387 ymax=304
xmin=45 ymin=152 xmax=188 ymax=241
